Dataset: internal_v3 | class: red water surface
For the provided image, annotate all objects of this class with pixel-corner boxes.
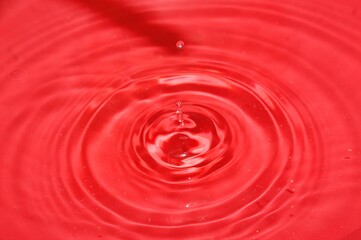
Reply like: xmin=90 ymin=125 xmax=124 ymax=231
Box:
xmin=1 ymin=0 xmax=361 ymax=239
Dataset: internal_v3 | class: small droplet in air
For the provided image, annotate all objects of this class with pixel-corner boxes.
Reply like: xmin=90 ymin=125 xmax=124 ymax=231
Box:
xmin=176 ymin=40 xmax=184 ymax=49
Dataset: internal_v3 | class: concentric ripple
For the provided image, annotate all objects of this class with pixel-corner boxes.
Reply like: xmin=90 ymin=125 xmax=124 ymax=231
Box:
xmin=59 ymin=60 xmax=317 ymax=239
xmin=1 ymin=0 xmax=361 ymax=240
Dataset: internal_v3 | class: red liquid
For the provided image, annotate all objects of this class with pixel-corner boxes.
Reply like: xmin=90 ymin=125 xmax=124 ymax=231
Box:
xmin=1 ymin=0 xmax=361 ymax=239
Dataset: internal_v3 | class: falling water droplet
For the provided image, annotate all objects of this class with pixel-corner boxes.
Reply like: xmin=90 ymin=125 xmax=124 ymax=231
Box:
xmin=176 ymin=40 xmax=184 ymax=49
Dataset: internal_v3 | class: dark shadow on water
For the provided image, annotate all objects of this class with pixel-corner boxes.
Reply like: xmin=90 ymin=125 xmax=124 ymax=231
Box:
xmin=73 ymin=0 xmax=182 ymax=54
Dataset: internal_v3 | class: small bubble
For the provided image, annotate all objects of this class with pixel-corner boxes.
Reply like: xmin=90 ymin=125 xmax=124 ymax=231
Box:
xmin=176 ymin=40 xmax=184 ymax=49
xmin=347 ymin=148 xmax=353 ymax=152
xmin=289 ymin=179 xmax=295 ymax=183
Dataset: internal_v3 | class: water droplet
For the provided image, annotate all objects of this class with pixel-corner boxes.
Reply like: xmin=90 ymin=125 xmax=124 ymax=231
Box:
xmin=176 ymin=40 xmax=184 ymax=49
xmin=185 ymin=203 xmax=196 ymax=208
xmin=286 ymin=188 xmax=296 ymax=194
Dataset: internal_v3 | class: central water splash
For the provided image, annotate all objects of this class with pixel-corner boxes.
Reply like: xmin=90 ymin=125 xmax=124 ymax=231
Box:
xmin=176 ymin=101 xmax=185 ymax=127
